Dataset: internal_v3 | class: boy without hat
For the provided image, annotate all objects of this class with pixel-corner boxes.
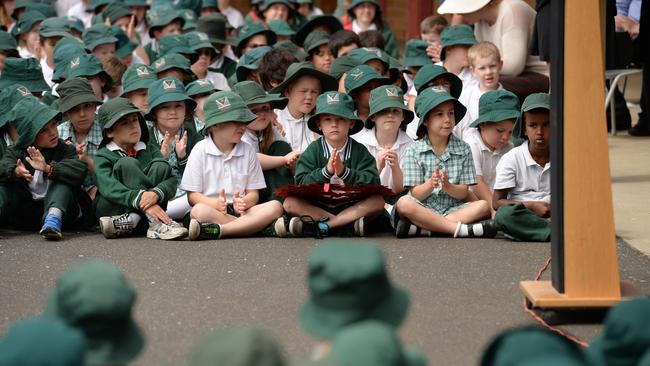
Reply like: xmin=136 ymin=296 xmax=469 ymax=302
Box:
xmin=394 ymin=87 xmax=495 ymax=238
xmin=0 ymin=97 xmax=90 ymax=240
xmin=93 ymin=97 xmax=188 ymax=240
xmin=181 ymin=91 xmax=285 ymax=240
xmin=492 ymin=93 xmax=551 ymax=242
xmin=283 ymin=91 xmax=384 ymax=237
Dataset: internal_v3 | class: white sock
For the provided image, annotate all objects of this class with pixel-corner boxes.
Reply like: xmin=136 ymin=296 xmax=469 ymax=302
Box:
xmin=472 ymin=223 xmax=484 ymax=236
xmin=456 ymin=223 xmax=484 ymax=237
xmin=407 ymin=224 xmax=419 ymax=236
xmin=47 ymin=207 xmax=63 ymax=219
xmin=129 ymin=213 xmax=142 ymax=226
xmin=421 ymin=229 xmax=431 ymax=236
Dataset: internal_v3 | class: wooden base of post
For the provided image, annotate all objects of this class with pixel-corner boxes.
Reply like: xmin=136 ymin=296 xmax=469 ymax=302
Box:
xmin=521 ymin=281 xmax=622 ymax=308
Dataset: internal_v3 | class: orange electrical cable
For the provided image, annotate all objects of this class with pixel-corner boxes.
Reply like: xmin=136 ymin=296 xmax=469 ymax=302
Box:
xmin=523 ymin=256 xmax=590 ymax=348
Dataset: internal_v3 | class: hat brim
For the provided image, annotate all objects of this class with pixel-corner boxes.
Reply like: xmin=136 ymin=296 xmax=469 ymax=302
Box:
xmin=307 ymin=111 xmax=364 ymax=136
xmin=305 ymin=38 xmax=329 ymax=55
xmin=117 ymin=41 xmax=138 ymax=58
xmin=346 ymin=75 xmax=391 ymax=95
xmin=40 ymin=30 xmax=71 ymax=38
xmin=270 ymin=68 xmax=338 ymax=96
xmin=365 ymin=103 xmax=414 ymax=130
xmin=14 ymin=105 xmax=62 ymax=149
xmin=0 ymin=78 xmax=50 ymax=93
xmin=203 ymin=109 xmax=258 ymax=133
xmin=401 ymin=57 xmax=433 ymax=68
xmin=415 ymin=72 xmax=463 ymax=99
xmin=437 ymin=0 xmax=490 ymax=14
xmin=236 ymin=64 xmax=258 ymax=83
xmin=60 ymin=94 xmax=103 ymax=113
xmin=299 ymin=285 xmax=410 ymax=339
xmin=148 ymin=15 xmax=185 ymax=37
xmin=145 ymin=93 xmax=197 ymax=120
xmin=416 ymin=96 xmax=467 ymax=135
xmin=84 ymin=36 xmax=119 ymax=53
xmin=469 ymin=109 xmax=521 ymax=128
xmin=440 ymin=39 xmax=477 ymax=61
xmin=245 ymin=93 xmax=288 ymax=110
xmin=347 ymin=1 xmax=381 ymax=19
xmin=235 ymin=30 xmax=277 ymax=57
xmin=521 ymin=102 xmax=550 ymax=112
xmin=121 ymin=79 xmax=153 ymax=95
xmin=295 ymin=15 xmax=343 ymax=47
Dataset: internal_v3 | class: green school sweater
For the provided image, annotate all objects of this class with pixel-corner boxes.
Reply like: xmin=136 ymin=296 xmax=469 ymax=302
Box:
xmin=210 ymin=56 xmax=237 ymax=79
xmin=295 ymin=137 xmax=380 ymax=185
xmin=382 ymin=24 xmax=398 ymax=59
xmin=147 ymin=121 xmax=202 ymax=178
xmin=0 ymin=140 xmax=88 ymax=188
xmin=93 ymin=144 xmax=177 ymax=211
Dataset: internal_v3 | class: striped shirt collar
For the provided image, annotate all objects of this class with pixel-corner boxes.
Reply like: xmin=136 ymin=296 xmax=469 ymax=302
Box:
xmin=321 ymin=136 xmax=352 ymax=161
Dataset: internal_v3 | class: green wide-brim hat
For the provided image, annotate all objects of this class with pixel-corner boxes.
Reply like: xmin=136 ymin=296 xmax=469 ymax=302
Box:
xmin=346 ymin=0 xmax=381 ymax=19
xmin=97 ymin=97 xmax=149 ymax=146
xmin=66 ymin=55 xmax=114 ymax=93
xmin=13 ymin=98 xmax=62 ymax=149
xmin=273 ymin=40 xmax=308 ymax=61
xmin=102 ymin=2 xmax=133 ymax=23
xmin=42 ymin=260 xmax=145 ymax=366
xmin=306 ymin=92 xmax=363 ymax=136
xmin=235 ymin=45 xmax=272 ymax=82
xmin=159 ymin=34 xmax=198 ymax=63
xmin=365 ymin=85 xmax=414 ymax=130
xmin=186 ymin=79 xmax=217 ymax=97
xmin=514 ymin=92 xmax=551 ymax=139
xmin=260 ymin=0 xmax=293 ymax=12
xmin=294 ymin=15 xmax=342 ymax=47
xmin=52 ymin=36 xmax=86 ymax=84
xmin=147 ymin=7 xmax=185 ymax=37
xmin=196 ymin=13 xmax=236 ymax=45
xmin=0 ymin=84 xmax=34 ymax=127
xmin=0 ymin=30 xmax=18 ymax=51
xmin=145 ymin=77 xmax=197 ymax=120
xmin=186 ymin=31 xmax=217 ymax=54
xmin=413 ymin=64 xmax=463 ymax=97
xmin=469 ymin=90 xmax=521 ymax=128
xmin=348 ymin=47 xmax=389 ymax=70
xmin=152 ymin=53 xmax=194 ymax=79
xmin=232 ymin=80 xmax=287 ymax=110
xmin=440 ymin=24 xmax=477 ymax=61
xmin=303 ymin=30 xmax=329 ymax=54
xmin=235 ymin=22 xmax=277 ymax=57
xmin=121 ymin=64 xmax=155 ymax=95
xmin=82 ymin=24 xmax=119 ymax=52
xmin=39 ymin=17 xmax=71 ymax=38
xmin=344 ymin=64 xmax=390 ymax=95
xmin=401 ymin=39 xmax=432 ymax=68
xmin=11 ymin=10 xmax=45 ymax=38
xmin=268 ymin=19 xmax=295 ymax=36
xmin=414 ymin=86 xmax=466 ymax=135
xmin=329 ymin=54 xmax=361 ymax=80
xmin=58 ymin=78 xmax=103 ymax=113
xmin=0 ymin=57 xmax=50 ymax=93
xmin=270 ymin=61 xmax=338 ymax=96
xmin=110 ymin=25 xmax=138 ymax=58
xmin=202 ymin=91 xmax=257 ymax=132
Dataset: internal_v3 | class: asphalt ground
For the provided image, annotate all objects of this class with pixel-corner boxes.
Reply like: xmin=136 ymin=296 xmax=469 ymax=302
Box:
xmin=0 ymin=231 xmax=649 ymax=366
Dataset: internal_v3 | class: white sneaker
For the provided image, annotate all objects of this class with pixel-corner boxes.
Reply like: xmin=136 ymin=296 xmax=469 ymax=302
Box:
xmin=274 ymin=216 xmax=289 ymax=238
xmin=99 ymin=214 xmax=137 ymax=239
xmin=354 ymin=217 xmax=365 ymax=236
xmin=147 ymin=220 xmax=188 ymax=240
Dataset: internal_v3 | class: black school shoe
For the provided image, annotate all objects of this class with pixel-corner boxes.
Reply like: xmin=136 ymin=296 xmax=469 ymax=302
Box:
xmin=188 ymin=219 xmax=221 ymax=240
xmin=466 ymin=220 xmax=498 ymax=238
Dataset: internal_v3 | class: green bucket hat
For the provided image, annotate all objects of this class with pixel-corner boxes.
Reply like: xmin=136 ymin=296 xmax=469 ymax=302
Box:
xmin=347 ymin=0 xmax=381 ymax=19
xmin=152 ymin=53 xmax=194 ymax=80
xmin=295 ymin=15 xmax=342 ymax=47
xmin=66 ymin=17 xmax=86 ymax=34
xmin=196 ymin=13 xmax=236 ymax=45
xmin=232 ymin=80 xmax=287 ymax=110
xmin=39 ymin=16 xmax=71 ymax=38
xmin=260 ymin=0 xmax=293 ymax=12
xmin=343 ymin=64 xmax=390 ymax=95
xmin=42 ymin=260 xmax=144 ymax=366
xmin=440 ymin=24 xmax=478 ymax=61
xmin=145 ymin=77 xmax=197 ymax=119
xmin=0 ymin=317 xmax=87 ymax=366
xmin=82 ymin=23 xmax=118 ymax=52
xmin=413 ymin=64 xmax=463 ymax=97
xmin=52 ymin=36 xmax=87 ymax=83
xmin=414 ymin=86 xmax=466 ymax=136
xmin=180 ymin=9 xmax=198 ymax=31
xmin=586 ymin=297 xmax=650 ymax=366
xmin=480 ymin=327 xmax=587 ymax=366
xmin=188 ymin=328 xmax=286 ymax=366
xmin=273 ymin=40 xmax=308 ymax=61
xmin=0 ymin=84 xmax=34 ymax=128
xmin=0 ymin=57 xmax=50 ymax=93
xmin=235 ymin=45 xmax=271 ymax=82
xmin=10 ymin=10 xmax=45 ymax=39
xmin=102 ymin=2 xmax=133 ymax=23
xmin=329 ymin=54 xmax=361 ymax=80
xmin=201 ymin=0 xmax=217 ymax=9
xmin=401 ymin=39 xmax=432 ymax=68
xmin=58 ymin=78 xmax=103 ymax=114
xmin=109 ymin=25 xmax=138 ymax=58
xmin=159 ymin=34 xmax=198 ymax=63
xmin=365 ymin=85 xmax=414 ymax=130
xmin=304 ymin=30 xmax=329 ymax=54
xmin=268 ymin=19 xmax=295 ymax=37
xmin=202 ymin=91 xmax=257 ymax=131
xmin=121 ymin=64 xmax=156 ymax=95
xmin=12 ymin=97 xmax=62 ymax=149
xmin=97 ymin=97 xmax=149 ymax=145
xmin=348 ymin=47 xmax=389 ymax=71
xmin=146 ymin=6 xmax=185 ymax=37
xmin=88 ymin=0 xmax=116 ymax=12
xmin=515 ymin=92 xmax=551 ymax=139
xmin=270 ymin=61 xmax=338 ymax=96
xmin=329 ymin=321 xmax=427 ymax=366
xmin=66 ymin=54 xmax=114 ymax=93
xmin=235 ymin=22 xmax=277 ymax=57
xmin=186 ymin=79 xmax=217 ymax=97
xmin=0 ymin=31 xmax=18 ymax=54
xmin=299 ymin=241 xmax=410 ymax=339
xmin=469 ymin=90 xmax=520 ymax=128
xmin=186 ymin=31 xmax=217 ymax=55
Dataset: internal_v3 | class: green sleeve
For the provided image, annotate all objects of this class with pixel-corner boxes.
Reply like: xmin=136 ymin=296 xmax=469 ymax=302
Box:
xmin=177 ymin=124 xmax=202 ymax=177
xmin=382 ymin=26 xmax=398 ymax=58
xmin=94 ymin=150 xmax=145 ymax=210
xmin=294 ymin=140 xmax=330 ymax=184
xmin=341 ymin=144 xmax=381 ymax=185
xmin=0 ymin=147 xmax=18 ymax=182
xmin=0 ymin=138 xmax=6 ymax=160
xmin=48 ymin=143 xmax=89 ymax=187
xmin=149 ymin=147 xmax=178 ymax=203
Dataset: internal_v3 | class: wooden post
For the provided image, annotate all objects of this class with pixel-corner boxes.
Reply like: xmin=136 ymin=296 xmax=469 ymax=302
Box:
xmin=407 ymin=0 xmax=434 ymax=40
xmin=519 ymin=0 xmax=622 ymax=308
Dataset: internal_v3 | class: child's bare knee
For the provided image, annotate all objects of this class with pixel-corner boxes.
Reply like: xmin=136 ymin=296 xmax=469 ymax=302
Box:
xmin=267 ymin=200 xmax=284 ymax=217
xmin=396 ymin=196 xmax=415 ymax=216
xmin=190 ymin=203 xmax=213 ymax=220
xmin=283 ymin=197 xmax=299 ymax=213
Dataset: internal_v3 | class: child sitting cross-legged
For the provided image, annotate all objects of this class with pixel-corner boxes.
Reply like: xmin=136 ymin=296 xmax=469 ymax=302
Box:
xmin=394 ymin=87 xmax=495 ymax=238
xmin=94 ymin=97 xmax=188 ymax=240
xmin=181 ymin=91 xmax=285 ymax=240
xmin=283 ymin=91 xmax=385 ymax=238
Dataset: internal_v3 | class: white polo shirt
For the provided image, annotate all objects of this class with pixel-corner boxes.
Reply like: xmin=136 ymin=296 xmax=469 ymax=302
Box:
xmin=357 ymin=128 xmax=413 ymax=192
xmin=274 ymin=107 xmax=315 ymax=152
xmin=455 ymin=82 xmax=504 ymax=141
xmin=465 ymin=131 xmax=513 ymax=190
xmin=241 ymin=128 xmax=287 ymax=153
xmin=493 ymin=141 xmax=551 ymax=203
xmin=179 ymin=136 xmax=266 ymax=203
xmin=221 ymin=6 xmax=245 ymax=29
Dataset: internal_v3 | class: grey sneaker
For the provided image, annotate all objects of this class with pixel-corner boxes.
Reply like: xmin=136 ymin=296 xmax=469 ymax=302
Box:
xmin=147 ymin=220 xmax=188 ymax=240
xmin=99 ymin=213 xmax=137 ymax=239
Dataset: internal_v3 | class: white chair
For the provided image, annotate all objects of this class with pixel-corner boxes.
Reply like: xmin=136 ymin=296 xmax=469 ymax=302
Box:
xmin=605 ymin=69 xmax=643 ymax=135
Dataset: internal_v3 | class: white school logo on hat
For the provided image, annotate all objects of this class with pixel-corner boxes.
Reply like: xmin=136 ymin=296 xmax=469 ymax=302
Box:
xmin=326 ymin=93 xmax=340 ymax=105
xmin=198 ymin=32 xmax=209 ymax=41
xmin=16 ymin=86 xmax=31 ymax=97
xmin=136 ymin=66 xmax=150 ymax=77
xmin=216 ymin=96 xmax=231 ymax=110
xmin=162 ymin=79 xmax=176 ymax=90
xmin=197 ymin=79 xmax=212 ymax=87
xmin=70 ymin=57 xmax=80 ymax=69
xmin=155 ymin=58 xmax=166 ymax=70
xmin=185 ymin=10 xmax=195 ymax=20
xmin=349 ymin=69 xmax=363 ymax=81
xmin=385 ymin=87 xmax=399 ymax=98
